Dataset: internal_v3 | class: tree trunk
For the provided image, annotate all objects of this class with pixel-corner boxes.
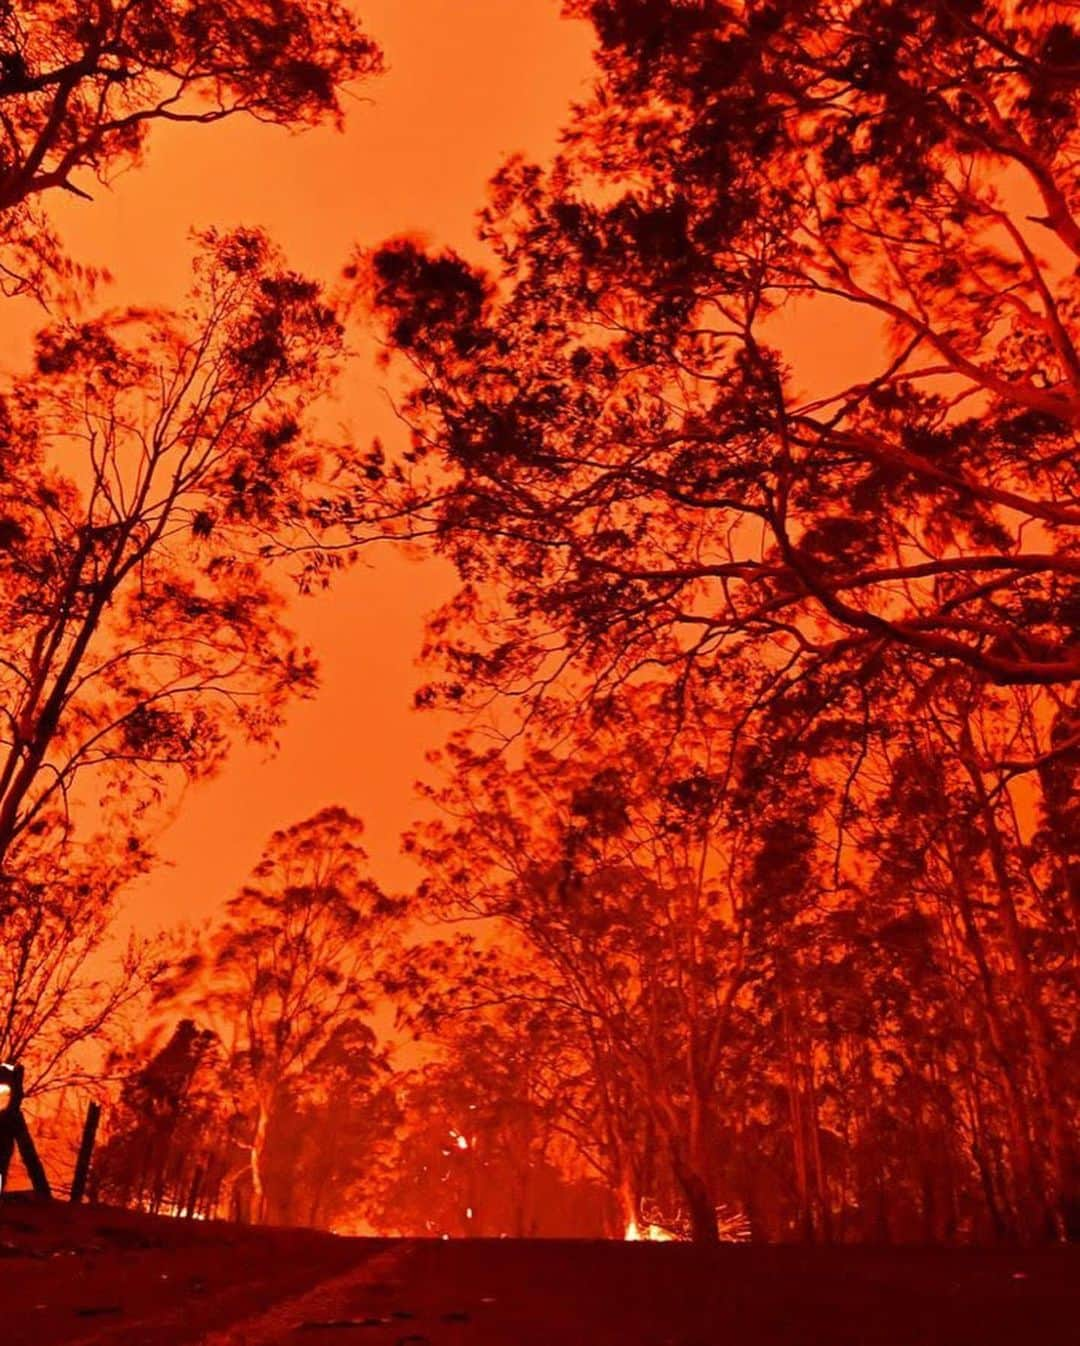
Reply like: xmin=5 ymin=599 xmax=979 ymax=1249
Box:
xmin=968 ymin=761 xmax=1076 ymax=1240
xmin=250 ymin=1099 xmax=270 ymax=1225
xmin=671 ymin=1147 xmax=719 ymax=1243
xmin=805 ymin=1056 xmax=831 ymax=1243
xmin=782 ymin=1001 xmax=813 ymax=1240
xmin=941 ymin=828 xmax=1045 ymax=1239
xmin=616 ymin=1159 xmax=638 ymax=1237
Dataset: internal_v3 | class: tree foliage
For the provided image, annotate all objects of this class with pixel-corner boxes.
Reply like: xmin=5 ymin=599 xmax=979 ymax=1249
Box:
xmin=350 ymin=0 xmax=1080 ymax=1244
xmin=165 ymin=807 xmax=402 ymax=1221
xmin=0 ymin=228 xmax=348 ymax=897
xmin=0 ymin=843 xmax=166 ymax=1097
xmin=0 ymin=0 xmax=391 ymax=1213
xmin=400 ymin=681 xmax=1079 ymax=1242
xmin=361 ymin=0 xmax=1080 ymax=721
xmin=0 ymin=0 xmax=382 ymax=295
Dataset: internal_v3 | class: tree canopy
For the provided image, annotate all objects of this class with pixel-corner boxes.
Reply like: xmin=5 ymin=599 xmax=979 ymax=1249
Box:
xmin=356 ymin=0 xmax=1080 ymax=1243
xmin=167 ymin=807 xmax=402 ymax=1221
xmin=0 ymin=0 xmax=382 ymax=294
xmin=362 ymin=0 xmax=1080 ymax=722
xmin=0 ymin=229 xmax=350 ymax=889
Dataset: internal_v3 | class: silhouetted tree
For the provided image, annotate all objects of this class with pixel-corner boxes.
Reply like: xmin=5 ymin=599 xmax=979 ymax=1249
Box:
xmin=171 ymin=807 xmax=402 ymax=1222
xmin=95 ymin=1017 xmax=221 ymax=1214
xmin=360 ymin=0 xmax=1080 ymax=724
xmin=0 ymin=227 xmax=350 ymax=908
xmin=0 ymin=0 xmax=382 ymax=296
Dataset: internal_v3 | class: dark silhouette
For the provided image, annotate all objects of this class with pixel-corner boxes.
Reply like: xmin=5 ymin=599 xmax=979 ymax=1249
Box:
xmin=356 ymin=0 xmax=1080 ymax=1244
xmin=0 ymin=1 xmax=382 ymax=298
xmin=0 ymin=1061 xmax=52 ymax=1198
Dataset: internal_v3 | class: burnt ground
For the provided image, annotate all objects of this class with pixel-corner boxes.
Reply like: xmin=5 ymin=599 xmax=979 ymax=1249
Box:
xmin=0 ymin=1199 xmax=386 ymax=1346
xmin=1 ymin=1200 xmax=1077 ymax=1346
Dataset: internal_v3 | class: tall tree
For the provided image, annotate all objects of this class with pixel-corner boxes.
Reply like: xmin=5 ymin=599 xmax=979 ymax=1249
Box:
xmin=406 ymin=689 xmax=756 ymax=1242
xmin=0 ymin=227 xmax=348 ymax=903
xmin=173 ymin=807 xmax=401 ymax=1222
xmin=95 ymin=1017 xmax=222 ymax=1215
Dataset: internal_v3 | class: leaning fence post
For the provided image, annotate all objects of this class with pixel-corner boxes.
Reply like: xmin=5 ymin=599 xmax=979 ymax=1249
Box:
xmin=70 ymin=1100 xmax=101 ymax=1204
xmin=14 ymin=1112 xmax=52 ymax=1199
xmin=1 ymin=1062 xmax=52 ymax=1199
xmin=0 ymin=1062 xmax=20 ymax=1194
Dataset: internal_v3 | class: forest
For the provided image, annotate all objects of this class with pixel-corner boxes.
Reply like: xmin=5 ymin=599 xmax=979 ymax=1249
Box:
xmin=0 ymin=0 xmax=1077 ymax=1251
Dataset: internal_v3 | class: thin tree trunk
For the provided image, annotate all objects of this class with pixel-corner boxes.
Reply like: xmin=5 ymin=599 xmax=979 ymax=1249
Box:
xmin=250 ymin=1099 xmax=270 ymax=1225
xmin=670 ymin=1140 xmax=719 ymax=1244
xmin=965 ymin=754 xmax=1074 ymax=1239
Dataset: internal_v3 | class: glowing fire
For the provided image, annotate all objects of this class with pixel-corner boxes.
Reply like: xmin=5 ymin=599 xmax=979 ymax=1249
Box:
xmin=157 ymin=1201 xmax=207 ymax=1221
xmin=626 ymin=1200 xmax=751 ymax=1242
xmin=625 ymin=1218 xmax=675 ymax=1242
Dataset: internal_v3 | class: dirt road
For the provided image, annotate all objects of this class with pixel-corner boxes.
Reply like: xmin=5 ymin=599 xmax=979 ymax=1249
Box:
xmin=218 ymin=1239 xmax=1080 ymax=1346
xmin=2 ymin=1202 xmax=1078 ymax=1345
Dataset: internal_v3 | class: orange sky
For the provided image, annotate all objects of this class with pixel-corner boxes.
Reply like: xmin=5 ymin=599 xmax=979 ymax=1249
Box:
xmin=3 ymin=1 xmax=899 ymax=937
xmin=15 ymin=2 xmax=595 ymax=930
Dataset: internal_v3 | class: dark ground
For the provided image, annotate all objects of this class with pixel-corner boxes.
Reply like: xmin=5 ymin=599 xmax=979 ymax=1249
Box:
xmin=1 ymin=1200 xmax=1077 ymax=1345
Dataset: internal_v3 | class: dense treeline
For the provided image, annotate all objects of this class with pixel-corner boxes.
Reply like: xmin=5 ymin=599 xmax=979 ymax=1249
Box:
xmin=349 ymin=0 xmax=1079 ymax=1243
xmin=94 ymin=671 xmax=1078 ymax=1242
xmin=2 ymin=0 xmax=1078 ymax=1248
xmin=92 ymin=812 xmax=612 ymax=1237
xmin=397 ymin=686 xmax=1078 ymax=1244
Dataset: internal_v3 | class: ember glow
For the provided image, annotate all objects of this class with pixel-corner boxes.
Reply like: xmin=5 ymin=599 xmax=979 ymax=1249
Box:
xmin=624 ymin=1219 xmax=677 ymax=1243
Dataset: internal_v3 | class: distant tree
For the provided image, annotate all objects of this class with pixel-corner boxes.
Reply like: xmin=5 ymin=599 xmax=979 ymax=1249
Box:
xmin=173 ymin=807 xmax=402 ymax=1222
xmin=97 ymin=1013 xmax=400 ymax=1229
xmin=374 ymin=1008 xmax=608 ymax=1239
xmin=0 ymin=227 xmax=350 ymax=907
xmin=263 ymin=1018 xmax=400 ymax=1230
xmin=95 ymin=1016 xmax=221 ymax=1214
xmin=0 ymin=1 xmax=382 ymax=296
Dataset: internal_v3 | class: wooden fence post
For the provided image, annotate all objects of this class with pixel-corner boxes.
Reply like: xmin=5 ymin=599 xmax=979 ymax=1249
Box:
xmin=14 ymin=1113 xmax=52 ymax=1199
xmin=70 ymin=1101 xmax=101 ymax=1204
xmin=0 ymin=1064 xmax=52 ymax=1200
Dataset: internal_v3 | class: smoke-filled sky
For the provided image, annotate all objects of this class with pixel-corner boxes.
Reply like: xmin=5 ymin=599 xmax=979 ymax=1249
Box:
xmin=18 ymin=2 xmax=594 ymax=928
xmin=8 ymin=0 xmax=888 ymax=932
